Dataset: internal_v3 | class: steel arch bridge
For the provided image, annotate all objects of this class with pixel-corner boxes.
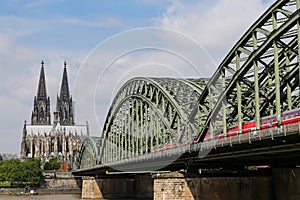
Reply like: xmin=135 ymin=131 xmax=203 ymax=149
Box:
xmin=79 ymin=0 xmax=300 ymax=170
xmin=80 ymin=77 xmax=208 ymax=168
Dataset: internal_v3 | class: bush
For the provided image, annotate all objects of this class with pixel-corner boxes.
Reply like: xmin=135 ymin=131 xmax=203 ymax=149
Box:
xmin=44 ymin=158 xmax=60 ymax=170
xmin=0 ymin=158 xmax=42 ymax=188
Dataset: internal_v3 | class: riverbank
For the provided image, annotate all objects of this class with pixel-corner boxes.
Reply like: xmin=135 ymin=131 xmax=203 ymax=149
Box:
xmin=0 ymin=194 xmax=81 ymax=200
xmin=0 ymin=188 xmax=81 ymax=195
xmin=0 ymin=171 xmax=81 ymax=196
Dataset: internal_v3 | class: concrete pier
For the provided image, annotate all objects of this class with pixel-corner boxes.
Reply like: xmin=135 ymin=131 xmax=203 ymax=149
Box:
xmin=82 ymin=177 xmax=103 ymax=199
xmin=81 ymin=168 xmax=300 ymax=200
xmin=81 ymin=174 xmax=153 ymax=199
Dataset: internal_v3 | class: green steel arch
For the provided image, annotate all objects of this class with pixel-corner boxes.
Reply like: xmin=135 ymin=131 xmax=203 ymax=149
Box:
xmin=79 ymin=0 xmax=300 ymax=169
xmin=99 ymin=77 xmax=207 ymax=163
xmin=190 ymin=0 xmax=300 ymax=142
xmin=79 ymin=137 xmax=101 ymax=169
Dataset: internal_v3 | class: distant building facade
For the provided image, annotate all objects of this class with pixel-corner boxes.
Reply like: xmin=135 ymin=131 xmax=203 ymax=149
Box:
xmin=20 ymin=61 xmax=89 ymax=168
xmin=0 ymin=153 xmax=18 ymax=161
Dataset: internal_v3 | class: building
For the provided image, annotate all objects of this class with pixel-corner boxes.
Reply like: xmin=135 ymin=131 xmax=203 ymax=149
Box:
xmin=20 ymin=61 xmax=89 ymax=168
xmin=0 ymin=153 xmax=18 ymax=160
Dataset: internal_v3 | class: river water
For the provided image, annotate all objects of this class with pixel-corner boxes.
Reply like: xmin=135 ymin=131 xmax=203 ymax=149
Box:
xmin=0 ymin=194 xmax=81 ymax=200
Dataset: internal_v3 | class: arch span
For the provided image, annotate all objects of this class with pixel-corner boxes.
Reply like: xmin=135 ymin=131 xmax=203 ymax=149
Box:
xmin=189 ymin=0 xmax=300 ymax=142
xmin=99 ymin=77 xmax=208 ymax=163
xmin=79 ymin=0 xmax=300 ymax=169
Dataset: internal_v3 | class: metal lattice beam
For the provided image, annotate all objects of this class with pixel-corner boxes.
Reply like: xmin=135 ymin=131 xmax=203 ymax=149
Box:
xmin=79 ymin=0 xmax=300 ymax=169
xmin=99 ymin=78 xmax=207 ymax=163
xmin=79 ymin=137 xmax=101 ymax=169
xmin=189 ymin=0 xmax=300 ymax=142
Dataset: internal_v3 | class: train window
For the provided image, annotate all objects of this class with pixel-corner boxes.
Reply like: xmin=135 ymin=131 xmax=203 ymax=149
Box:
xmin=291 ymin=112 xmax=294 ymax=118
xmin=272 ymin=117 xmax=275 ymax=122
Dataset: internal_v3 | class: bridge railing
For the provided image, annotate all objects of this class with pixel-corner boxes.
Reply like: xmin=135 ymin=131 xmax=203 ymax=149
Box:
xmin=99 ymin=122 xmax=300 ymax=168
xmin=192 ymin=122 xmax=300 ymax=151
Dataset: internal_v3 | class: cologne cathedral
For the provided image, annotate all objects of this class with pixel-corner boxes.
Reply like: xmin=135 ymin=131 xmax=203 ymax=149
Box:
xmin=20 ymin=61 xmax=89 ymax=168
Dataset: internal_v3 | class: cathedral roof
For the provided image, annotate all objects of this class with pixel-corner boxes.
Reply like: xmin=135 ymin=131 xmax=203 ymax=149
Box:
xmin=25 ymin=124 xmax=88 ymax=136
xmin=25 ymin=125 xmax=53 ymax=136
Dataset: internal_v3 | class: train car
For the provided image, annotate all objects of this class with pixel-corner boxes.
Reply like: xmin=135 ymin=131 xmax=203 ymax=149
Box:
xmin=214 ymin=108 xmax=300 ymax=141
xmin=242 ymin=120 xmax=256 ymax=134
xmin=282 ymin=108 xmax=300 ymax=125
xmin=259 ymin=108 xmax=300 ymax=129
xmin=260 ymin=115 xmax=276 ymax=129
xmin=151 ymin=141 xmax=177 ymax=152
xmin=152 ymin=108 xmax=300 ymax=151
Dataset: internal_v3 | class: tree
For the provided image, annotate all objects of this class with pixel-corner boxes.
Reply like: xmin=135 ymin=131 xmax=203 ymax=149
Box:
xmin=0 ymin=158 xmax=42 ymax=188
xmin=44 ymin=158 xmax=60 ymax=170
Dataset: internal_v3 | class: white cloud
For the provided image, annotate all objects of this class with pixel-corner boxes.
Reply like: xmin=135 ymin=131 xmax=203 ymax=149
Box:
xmin=154 ymin=0 xmax=271 ymax=63
xmin=56 ymin=16 xmax=122 ymax=28
xmin=0 ymin=0 xmax=275 ymax=154
xmin=0 ymin=16 xmax=45 ymax=37
xmin=0 ymin=30 xmax=87 ymax=154
xmin=72 ymin=27 xmax=216 ymax=137
xmin=23 ymin=0 xmax=57 ymax=9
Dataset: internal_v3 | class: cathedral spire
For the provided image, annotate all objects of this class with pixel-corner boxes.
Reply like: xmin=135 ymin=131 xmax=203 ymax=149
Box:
xmin=31 ymin=61 xmax=51 ymax=125
xmin=54 ymin=61 xmax=74 ymax=126
xmin=37 ymin=60 xmax=47 ymax=100
xmin=60 ymin=61 xmax=70 ymax=100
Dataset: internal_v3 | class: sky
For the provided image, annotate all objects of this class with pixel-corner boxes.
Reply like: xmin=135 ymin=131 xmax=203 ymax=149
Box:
xmin=0 ymin=0 xmax=273 ymax=154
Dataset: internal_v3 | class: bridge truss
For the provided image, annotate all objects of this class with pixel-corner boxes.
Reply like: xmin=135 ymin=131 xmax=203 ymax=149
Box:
xmin=99 ymin=78 xmax=207 ymax=164
xmin=79 ymin=0 xmax=300 ymax=169
xmin=190 ymin=0 xmax=300 ymax=142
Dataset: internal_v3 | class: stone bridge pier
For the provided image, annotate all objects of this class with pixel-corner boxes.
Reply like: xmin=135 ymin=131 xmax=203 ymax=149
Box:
xmin=81 ymin=174 xmax=153 ymax=199
xmin=81 ymin=168 xmax=300 ymax=200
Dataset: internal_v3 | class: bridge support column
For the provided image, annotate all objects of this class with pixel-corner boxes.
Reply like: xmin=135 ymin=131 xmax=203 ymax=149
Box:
xmin=81 ymin=176 xmax=103 ymax=199
xmin=153 ymin=172 xmax=196 ymax=200
xmin=271 ymin=168 xmax=300 ymax=199
xmin=153 ymin=171 xmax=275 ymax=200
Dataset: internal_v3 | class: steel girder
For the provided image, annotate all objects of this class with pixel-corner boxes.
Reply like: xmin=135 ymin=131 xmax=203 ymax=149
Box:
xmin=190 ymin=0 xmax=300 ymax=142
xmin=79 ymin=0 xmax=300 ymax=169
xmin=79 ymin=137 xmax=101 ymax=169
xmin=99 ymin=77 xmax=207 ymax=163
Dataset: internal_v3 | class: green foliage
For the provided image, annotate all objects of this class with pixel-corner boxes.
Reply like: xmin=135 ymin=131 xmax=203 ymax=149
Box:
xmin=0 ymin=158 xmax=42 ymax=188
xmin=0 ymin=182 xmax=11 ymax=188
xmin=44 ymin=157 xmax=60 ymax=170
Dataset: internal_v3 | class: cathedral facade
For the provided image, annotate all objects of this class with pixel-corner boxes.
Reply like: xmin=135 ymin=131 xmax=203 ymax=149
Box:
xmin=20 ymin=61 xmax=88 ymax=168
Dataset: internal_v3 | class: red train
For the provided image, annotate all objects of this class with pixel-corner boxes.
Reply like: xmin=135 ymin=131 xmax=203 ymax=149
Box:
xmin=151 ymin=108 xmax=300 ymax=152
xmin=209 ymin=108 xmax=300 ymax=140
xmin=151 ymin=142 xmax=177 ymax=152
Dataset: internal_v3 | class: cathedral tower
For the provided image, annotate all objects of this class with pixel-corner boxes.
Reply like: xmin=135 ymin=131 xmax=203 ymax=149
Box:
xmin=54 ymin=61 xmax=75 ymax=126
xmin=21 ymin=60 xmax=88 ymax=166
xmin=31 ymin=61 xmax=51 ymax=125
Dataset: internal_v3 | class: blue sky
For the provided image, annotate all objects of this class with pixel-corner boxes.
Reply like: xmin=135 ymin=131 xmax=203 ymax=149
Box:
xmin=0 ymin=0 xmax=273 ymax=154
xmin=0 ymin=0 xmax=170 ymax=49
